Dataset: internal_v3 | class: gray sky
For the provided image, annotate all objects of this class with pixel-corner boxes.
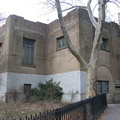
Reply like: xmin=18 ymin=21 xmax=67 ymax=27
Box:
xmin=0 ymin=0 xmax=119 ymax=24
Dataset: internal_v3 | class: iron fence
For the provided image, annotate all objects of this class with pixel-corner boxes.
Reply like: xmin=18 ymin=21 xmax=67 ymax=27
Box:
xmin=19 ymin=94 xmax=107 ymax=120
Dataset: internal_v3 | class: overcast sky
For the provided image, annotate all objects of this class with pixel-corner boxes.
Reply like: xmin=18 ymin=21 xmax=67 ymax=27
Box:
xmin=0 ymin=0 xmax=119 ymax=24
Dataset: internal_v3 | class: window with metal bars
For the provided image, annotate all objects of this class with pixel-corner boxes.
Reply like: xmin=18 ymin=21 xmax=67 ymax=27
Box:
xmin=57 ymin=36 xmax=67 ymax=50
xmin=24 ymin=84 xmax=31 ymax=94
xmin=22 ymin=37 xmax=35 ymax=65
xmin=97 ymin=81 xmax=109 ymax=94
xmin=100 ymin=38 xmax=109 ymax=52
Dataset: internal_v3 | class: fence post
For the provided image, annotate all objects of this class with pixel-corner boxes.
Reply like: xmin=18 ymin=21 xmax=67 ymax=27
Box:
xmin=91 ymin=98 xmax=94 ymax=120
xmin=105 ymin=94 xmax=107 ymax=108
xmin=55 ymin=108 xmax=61 ymax=120
xmin=83 ymin=104 xmax=87 ymax=120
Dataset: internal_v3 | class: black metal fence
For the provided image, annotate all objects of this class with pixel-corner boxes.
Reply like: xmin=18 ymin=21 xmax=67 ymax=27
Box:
xmin=20 ymin=94 xmax=107 ymax=120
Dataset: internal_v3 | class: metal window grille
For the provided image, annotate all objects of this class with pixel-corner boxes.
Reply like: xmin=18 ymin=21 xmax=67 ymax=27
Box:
xmin=24 ymin=84 xmax=31 ymax=94
xmin=22 ymin=38 xmax=35 ymax=65
xmin=100 ymin=38 xmax=108 ymax=51
xmin=57 ymin=36 xmax=67 ymax=50
xmin=97 ymin=81 xmax=109 ymax=94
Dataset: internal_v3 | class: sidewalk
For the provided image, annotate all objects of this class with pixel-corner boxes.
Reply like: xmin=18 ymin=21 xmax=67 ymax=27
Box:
xmin=99 ymin=104 xmax=120 ymax=120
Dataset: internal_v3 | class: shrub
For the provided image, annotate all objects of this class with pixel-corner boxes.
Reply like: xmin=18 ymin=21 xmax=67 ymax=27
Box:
xmin=6 ymin=89 xmax=22 ymax=103
xmin=30 ymin=79 xmax=63 ymax=102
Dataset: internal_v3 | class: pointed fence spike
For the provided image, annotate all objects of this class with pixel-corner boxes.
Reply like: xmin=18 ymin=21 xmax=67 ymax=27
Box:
xmin=30 ymin=114 xmax=32 ymax=119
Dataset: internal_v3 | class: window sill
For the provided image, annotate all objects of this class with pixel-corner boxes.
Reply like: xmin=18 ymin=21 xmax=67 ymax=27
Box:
xmin=21 ymin=64 xmax=36 ymax=68
xmin=56 ymin=46 xmax=67 ymax=51
xmin=100 ymin=49 xmax=110 ymax=52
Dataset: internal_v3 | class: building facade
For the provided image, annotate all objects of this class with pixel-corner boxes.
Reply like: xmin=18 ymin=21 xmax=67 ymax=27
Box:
xmin=0 ymin=8 xmax=120 ymax=103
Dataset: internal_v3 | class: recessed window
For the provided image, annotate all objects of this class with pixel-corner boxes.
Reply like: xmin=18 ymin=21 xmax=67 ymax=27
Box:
xmin=24 ymin=84 xmax=31 ymax=94
xmin=97 ymin=81 xmax=109 ymax=94
xmin=100 ymin=38 xmax=109 ymax=52
xmin=57 ymin=36 xmax=67 ymax=50
xmin=22 ymin=37 xmax=35 ymax=65
xmin=0 ymin=43 xmax=2 ymax=56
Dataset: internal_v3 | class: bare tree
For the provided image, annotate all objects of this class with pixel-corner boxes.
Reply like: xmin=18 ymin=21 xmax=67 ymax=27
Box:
xmin=0 ymin=13 xmax=5 ymax=26
xmin=0 ymin=13 xmax=6 ymax=71
xmin=54 ymin=0 xmax=119 ymax=98
xmin=0 ymin=14 xmax=6 ymax=86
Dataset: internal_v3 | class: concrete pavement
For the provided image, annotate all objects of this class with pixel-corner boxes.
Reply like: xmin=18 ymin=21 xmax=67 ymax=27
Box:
xmin=99 ymin=104 xmax=120 ymax=120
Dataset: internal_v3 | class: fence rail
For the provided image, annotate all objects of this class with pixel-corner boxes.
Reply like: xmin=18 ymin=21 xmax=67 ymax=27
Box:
xmin=19 ymin=94 xmax=107 ymax=120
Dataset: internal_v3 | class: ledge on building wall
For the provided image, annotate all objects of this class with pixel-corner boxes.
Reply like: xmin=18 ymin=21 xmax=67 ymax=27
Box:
xmin=115 ymin=84 xmax=120 ymax=88
xmin=100 ymin=49 xmax=110 ymax=52
xmin=21 ymin=64 xmax=36 ymax=68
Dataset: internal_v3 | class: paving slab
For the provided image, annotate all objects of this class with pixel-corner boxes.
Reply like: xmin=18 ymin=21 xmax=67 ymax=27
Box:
xmin=99 ymin=104 xmax=120 ymax=120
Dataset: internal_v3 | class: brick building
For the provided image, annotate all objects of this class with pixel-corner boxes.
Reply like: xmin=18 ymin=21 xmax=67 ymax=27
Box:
xmin=0 ymin=8 xmax=120 ymax=103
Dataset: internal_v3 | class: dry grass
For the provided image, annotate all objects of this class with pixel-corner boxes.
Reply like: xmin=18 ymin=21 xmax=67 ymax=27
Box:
xmin=0 ymin=101 xmax=67 ymax=120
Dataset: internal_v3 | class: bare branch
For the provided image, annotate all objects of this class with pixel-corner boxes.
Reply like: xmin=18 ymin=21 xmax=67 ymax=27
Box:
xmin=89 ymin=0 xmax=106 ymax=65
xmin=98 ymin=0 xmax=106 ymax=31
xmin=55 ymin=0 xmax=88 ymax=71
xmin=87 ymin=0 xmax=98 ymax=28
xmin=107 ymin=0 xmax=120 ymax=7
xmin=60 ymin=1 xmax=73 ymax=7
xmin=0 ymin=18 xmax=5 ymax=21
xmin=42 ymin=0 xmax=56 ymax=10
xmin=105 ymin=8 xmax=117 ymax=22
xmin=62 ymin=6 xmax=86 ymax=12
xmin=92 ymin=2 xmax=98 ymax=12
xmin=0 ymin=13 xmax=6 ymax=26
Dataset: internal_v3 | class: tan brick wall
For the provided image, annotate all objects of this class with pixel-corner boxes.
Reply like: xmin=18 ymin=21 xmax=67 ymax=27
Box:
xmin=46 ymin=9 xmax=80 ymax=74
xmin=4 ymin=15 xmax=48 ymax=74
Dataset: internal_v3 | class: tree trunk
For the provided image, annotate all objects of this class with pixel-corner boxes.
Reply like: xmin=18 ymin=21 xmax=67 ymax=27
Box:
xmin=86 ymin=65 xmax=97 ymax=98
xmin=55 ymin=0 xmax=106 ymax=98
xmin=86 ymin=47 xmax=99 ymax=98
xmin=86 ymin=29 xmax=101 ymax=98
xmin=86 ymin=0 xmax=106 ymax=98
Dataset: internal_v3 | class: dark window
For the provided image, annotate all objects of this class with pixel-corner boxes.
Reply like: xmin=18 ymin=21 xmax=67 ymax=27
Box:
xmin=100 ymin=38 xmax=109 ymax=51
xmin=57 ymin=36 xmax=67 ymax=50
xmin=0 ymin=43 xmax=2 ymax=56
xmin=22 ymin=38 xmax=35 ymax=65
xmin=24 ymin=84 xmax=31 ymax=94
xmin=97 ymin=81 xmax=109 ymax=94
